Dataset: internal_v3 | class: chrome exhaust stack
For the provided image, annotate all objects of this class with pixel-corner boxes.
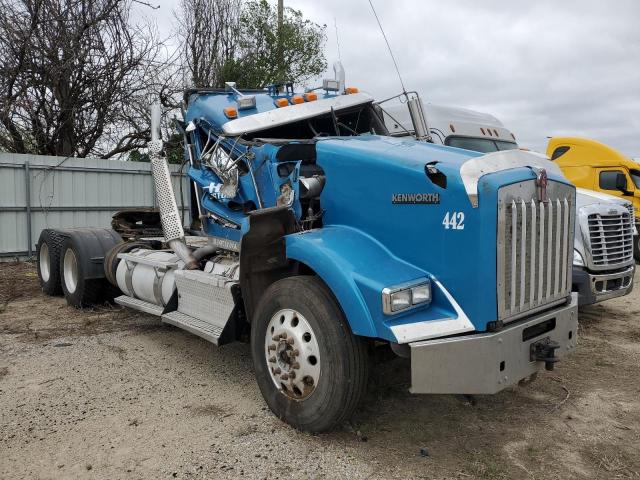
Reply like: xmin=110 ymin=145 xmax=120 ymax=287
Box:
xmin=148 ymin=102 xmax=198 ymax=270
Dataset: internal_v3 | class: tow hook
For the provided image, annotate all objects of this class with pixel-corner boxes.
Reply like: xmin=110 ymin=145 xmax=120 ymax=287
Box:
xmin=530 ymin=337 xmax=560 ymax=371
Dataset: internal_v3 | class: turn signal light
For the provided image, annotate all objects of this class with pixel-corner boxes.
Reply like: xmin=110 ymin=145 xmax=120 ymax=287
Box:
xmin=345 ymin=87 xmax=359 ymax=94
xmin=291 ymin=95 xmax=304 ymax=104
xmin=275 ymin=98 xmax=289 ymax=108
xmin=223 ymin=107 xmax=238 ymax=119
xmin=304 ymin=92 xmax=318 ymax=102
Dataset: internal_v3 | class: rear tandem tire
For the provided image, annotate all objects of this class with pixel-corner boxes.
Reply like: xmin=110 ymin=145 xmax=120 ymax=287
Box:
xmin=251 ymin=276 xmax=369 ymax=433
xmin=36 ymin=229 xmax=64 ymax=296
xmin=60 ymin=237 xmax=103 ymax=308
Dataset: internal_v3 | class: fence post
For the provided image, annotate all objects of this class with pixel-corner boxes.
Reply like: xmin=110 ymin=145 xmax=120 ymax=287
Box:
xmin=24 ymin=160 xmax=33 ymax=257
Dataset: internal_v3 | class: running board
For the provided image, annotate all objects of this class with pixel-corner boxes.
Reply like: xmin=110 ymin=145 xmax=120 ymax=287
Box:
xmin=114 ymin=295 xmax=163 ymax=316
xmin=161 ymin=311 xmax=225 ymax=345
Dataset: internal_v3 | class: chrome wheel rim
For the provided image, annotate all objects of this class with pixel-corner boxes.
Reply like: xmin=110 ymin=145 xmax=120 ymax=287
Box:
xmin=264 ymin=309 xmax=321 ymax=400
xmin=40 ymin=243 xmax=50 ymax=282
xmin=63 ymin=248 xmax=78 ymax=294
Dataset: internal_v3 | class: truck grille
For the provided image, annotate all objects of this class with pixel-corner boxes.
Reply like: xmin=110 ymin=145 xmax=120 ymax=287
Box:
xmin=588 ymin=212 xmax=633 ymax=267
xmin=497 ymin=181 xmax=575 ymax=322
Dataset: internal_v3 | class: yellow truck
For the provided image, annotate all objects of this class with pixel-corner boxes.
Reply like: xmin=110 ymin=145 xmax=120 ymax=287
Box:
xmin=547 ymin=136 xmax=640 ymax=260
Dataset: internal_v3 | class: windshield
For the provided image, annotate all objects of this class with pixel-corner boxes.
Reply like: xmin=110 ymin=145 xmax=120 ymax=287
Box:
xmin=630 ymin=170 xmax=640 ymax=189
xmin=445 ymin=136 xmax=518 ymax=153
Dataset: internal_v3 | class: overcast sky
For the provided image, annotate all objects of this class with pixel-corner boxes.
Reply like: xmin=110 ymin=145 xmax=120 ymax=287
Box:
xmin=144 ymin=0 xmax=640 ymax=156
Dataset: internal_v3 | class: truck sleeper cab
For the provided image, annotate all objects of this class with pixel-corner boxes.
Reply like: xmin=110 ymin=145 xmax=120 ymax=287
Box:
xmin=37 ymin=84 xmax=578 ymax=433
xmin=381 ymin=102 xmax=635 ymax=306
xmin=548 ymin=136 xmax=640 ymax=262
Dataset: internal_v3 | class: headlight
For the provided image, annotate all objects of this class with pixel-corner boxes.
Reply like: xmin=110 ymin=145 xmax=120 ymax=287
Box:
xmin=573 ymin=249 xmax=584 ymax=267
xmin=382 ymin=279 xmax=431 ymax=314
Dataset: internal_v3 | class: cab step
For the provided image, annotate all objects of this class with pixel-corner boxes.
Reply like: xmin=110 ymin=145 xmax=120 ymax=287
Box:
xmin=114 ymin=295 xmax=164 ymax=316
xmin=161 ymin=311 xmax=224 ymax=345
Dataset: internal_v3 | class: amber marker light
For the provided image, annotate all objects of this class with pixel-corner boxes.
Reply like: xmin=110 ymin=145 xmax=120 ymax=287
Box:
xmin=223 ymin=107 xmax=238 ymax=119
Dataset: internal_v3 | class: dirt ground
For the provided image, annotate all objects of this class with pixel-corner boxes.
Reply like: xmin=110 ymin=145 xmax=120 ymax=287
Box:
xmin=1 ymin=262 xmax=639 ymax=480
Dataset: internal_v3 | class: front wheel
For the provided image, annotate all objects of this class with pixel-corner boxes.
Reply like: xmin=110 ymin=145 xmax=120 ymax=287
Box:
xmin=251 ymin=276 xmax=369 ymax=433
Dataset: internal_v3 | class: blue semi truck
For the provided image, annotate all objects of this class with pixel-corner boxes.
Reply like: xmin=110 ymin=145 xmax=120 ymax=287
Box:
xmin=36 ymin=77 xmax=579 ymax=432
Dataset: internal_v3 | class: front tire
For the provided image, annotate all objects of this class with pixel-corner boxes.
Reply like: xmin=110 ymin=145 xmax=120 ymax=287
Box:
xmin=251 ymin=276 xmax=369 ymax=433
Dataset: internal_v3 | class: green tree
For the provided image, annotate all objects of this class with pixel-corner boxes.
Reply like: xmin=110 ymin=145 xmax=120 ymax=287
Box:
xmin=177 ymin=0 xmax=326 ymax=89
xmin=232 ymin=0 xmax=326 ymax=87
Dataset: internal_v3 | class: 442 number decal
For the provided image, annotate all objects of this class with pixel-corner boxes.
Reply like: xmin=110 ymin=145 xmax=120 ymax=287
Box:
xmin=442 ymin=211 xmax=465 ymax=230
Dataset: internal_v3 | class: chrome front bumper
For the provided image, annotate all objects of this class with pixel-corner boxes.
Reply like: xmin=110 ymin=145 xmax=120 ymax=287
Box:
xmin=409 ymin=293 xmax=578 ymax=394
xmin=572 ymin=264 xmax=634 ymax=306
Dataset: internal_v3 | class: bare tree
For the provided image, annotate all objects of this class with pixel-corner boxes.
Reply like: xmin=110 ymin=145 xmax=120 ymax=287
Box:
xmin=176 ymin=0 xmax=241 ymax=88
xmin=0 ymin=0 xmax=170 ymax=158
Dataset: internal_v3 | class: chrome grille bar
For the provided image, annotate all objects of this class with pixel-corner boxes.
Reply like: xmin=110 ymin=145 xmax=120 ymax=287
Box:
xmin=562 ymin=198 xmax=569 ymax=292
xmin=529 ymin=199 xmax=537 ymax=305
xmin=546 ymin=199 xmax=552 ymax=299
xmin=554 ymin=198 xmax=561 ymax=295
xmin=538 ymin=201 xmax=545 ymax=303
xmin=510 ymin=200 xmax=517 ymax=312
xmin=520 ymin=200 xmax=527 ymax=309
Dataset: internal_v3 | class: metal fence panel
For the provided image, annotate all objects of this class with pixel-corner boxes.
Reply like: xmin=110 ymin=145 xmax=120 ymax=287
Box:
xmin=0 ymin=153 xmax=190 ymax=259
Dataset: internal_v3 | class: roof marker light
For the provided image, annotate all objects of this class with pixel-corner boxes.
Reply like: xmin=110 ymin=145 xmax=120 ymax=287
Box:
xmin=291 ymin=95 xmax=304 ymax=104
xmin=275 ymin=98 xmax=289 ymax=108
xmin=511 ymin=133 xmax=516 ymax=141
xmin=223 ymin=107 xmax=238 ymax=119
xmin=487 ymin=128 xmax=493 ymax=136
xmin=449 ymin=124 xmax=455 ymax=133
xmin=493 ymin=129 xmax=499 ymax=137
xmin=481 ymin=128 xmax=486 ymax=135
xmin=304 ymin=92 xmax=318 ymax=102
xmin=345 ymin=87 xmax=359 ymax=94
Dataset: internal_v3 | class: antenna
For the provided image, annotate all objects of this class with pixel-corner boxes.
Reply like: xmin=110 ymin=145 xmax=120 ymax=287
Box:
xmin=368 ymin=0 xmax=406 ymax=93
xmin=334 ymin=17 xmax=342 ymax=63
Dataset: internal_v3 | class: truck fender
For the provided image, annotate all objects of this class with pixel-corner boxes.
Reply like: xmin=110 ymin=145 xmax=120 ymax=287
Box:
xmin=285 ymin=225 xmax=427 ymax=339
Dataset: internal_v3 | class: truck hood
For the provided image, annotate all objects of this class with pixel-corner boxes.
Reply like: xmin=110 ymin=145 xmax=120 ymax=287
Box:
xmin=575 ymin=187 xmax=632 ymax=209
xmin=316 ymin=136 xmax=566 ymax=207
xmin=312 ymin=135 xmax=574 ymax=335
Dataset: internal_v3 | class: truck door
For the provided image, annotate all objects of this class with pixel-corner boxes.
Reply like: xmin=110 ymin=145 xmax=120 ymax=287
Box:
xmin=596 ymin=168 xmax=635 ymax=200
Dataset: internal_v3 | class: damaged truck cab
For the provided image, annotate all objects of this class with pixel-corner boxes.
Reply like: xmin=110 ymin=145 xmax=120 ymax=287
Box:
xmin=179 ymin=84 xmax=578 ymax=422
xmin=41 ymin=81 xmax=578 ymax=432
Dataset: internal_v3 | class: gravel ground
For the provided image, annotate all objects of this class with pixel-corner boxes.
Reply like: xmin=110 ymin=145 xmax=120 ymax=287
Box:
xmin=1 ymin=261 xmax=640 ymax=479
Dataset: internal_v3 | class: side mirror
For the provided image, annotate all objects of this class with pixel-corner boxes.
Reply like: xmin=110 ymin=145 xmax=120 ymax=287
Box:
xmin=615 ymin=173 xmax=629 ymax=193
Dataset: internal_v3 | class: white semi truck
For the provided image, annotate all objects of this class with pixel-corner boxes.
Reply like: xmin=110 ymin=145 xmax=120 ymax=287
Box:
xmin=381 ymin=102 xmax=635 ymax=305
